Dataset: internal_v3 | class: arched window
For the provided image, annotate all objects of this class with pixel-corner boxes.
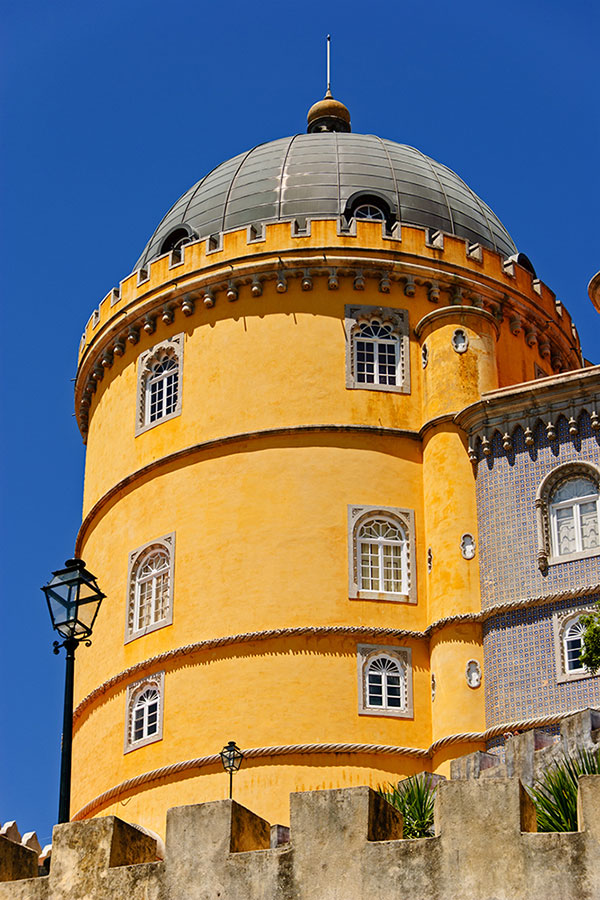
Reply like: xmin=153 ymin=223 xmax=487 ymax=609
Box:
xmin=535 ymin=463 xmax=600 ymax=570
xmin=354 ymin=204 xmax=385 ymax=222
xmin=146 ymin=354 xmax=179 ymax=424
xmin=563 ymin=617 xmax=586 ymax=673
xmin=349 ymin=505 xmax=415 ymax=602
xmin=126 ymin=535 xmax=174 ymax=641
xmin=136 ymin=335 xmax=183 ymax=435
xmin=357 ymin=517 xmax=408 ymax=594
xmin=357 ymin=644 xmax=413 ymax=718
xmin=159 ymin=226 xmax=195 ymax=256
xmin=366 ymin=655 xmax=406 ymax=709
xmin=125 ymin=673 xmax=164 ymax=752
xmin=132 ymin=687 xmax=160 ymax=742
xmin=344 ymin=194 xmax=395 ymax=232
xmin=344 ymin=305 xmax=409 ymax=395
xmin=354 ymin=320 xmax=399 ymax=387
xmin=550 ymin=477 xmax=599 ymax=557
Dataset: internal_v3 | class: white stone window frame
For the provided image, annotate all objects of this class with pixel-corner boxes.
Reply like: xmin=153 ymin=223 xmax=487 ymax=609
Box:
xmin=135 ymin=334 xmax=184 ymax=436
xmin=348 ymin=505 xmax=416 ymax=603
xmin=344 ymin=305 xmax=410 ymax=394
xmin=536 ymin=462 xmax=600 ymax=570
xmin=552 ymin=610 xmax=595 ymax=684
xmin=124 ymin=671 xmax=165 ymax=753
xmin=125 ymin=533 xmax=175 ymax=643
xmin=357 ymin=644 xmax=413 ymax=719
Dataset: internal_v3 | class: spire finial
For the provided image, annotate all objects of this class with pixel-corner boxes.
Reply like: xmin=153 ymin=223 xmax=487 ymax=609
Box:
xmin=306 ymin=35 xmax=351 ymax=133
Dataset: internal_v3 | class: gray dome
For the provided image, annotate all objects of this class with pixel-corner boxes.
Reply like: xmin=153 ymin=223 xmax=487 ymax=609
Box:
xmin=135 ymin=133 xmax=516 ymax=268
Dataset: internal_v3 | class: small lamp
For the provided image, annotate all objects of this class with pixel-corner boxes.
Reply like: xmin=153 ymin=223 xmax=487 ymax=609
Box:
xmin=220 ymin=740 xmax=244 ymax=799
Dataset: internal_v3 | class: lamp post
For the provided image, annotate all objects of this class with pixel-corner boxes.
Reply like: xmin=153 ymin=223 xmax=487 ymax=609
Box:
xmin=220 ymin=740 xmax=244 ymax=799
xmin=41 ymin=558 xmax=105 ymax=824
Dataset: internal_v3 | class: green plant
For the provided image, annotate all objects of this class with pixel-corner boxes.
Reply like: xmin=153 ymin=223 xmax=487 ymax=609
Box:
xmin=527 ymin=747 xmax=600 ymax=832
xmin=377 ymin=772 xmax=437 ymax=838
xmin=580 ymin=606 xmax=600 ymax=675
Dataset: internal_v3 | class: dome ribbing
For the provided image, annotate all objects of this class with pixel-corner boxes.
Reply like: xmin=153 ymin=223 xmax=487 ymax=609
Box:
xmin=135 ymin=133 xmax=516 ymax=269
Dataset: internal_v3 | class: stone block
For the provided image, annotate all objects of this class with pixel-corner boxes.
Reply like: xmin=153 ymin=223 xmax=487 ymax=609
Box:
xmin=0 ymin=827 xmax=19 ymax=845
xmin=450 ymin=749 xmax=502 ymax=779
xmin=0 ymin=836 xmax=38 ymax=883
xmin=164 ymin=799 xmax=274 ymax=900
xmin=20 ymin=834 xmax=41 ymax=855
xmin=269 ymin=824 xmax=290 ymax=847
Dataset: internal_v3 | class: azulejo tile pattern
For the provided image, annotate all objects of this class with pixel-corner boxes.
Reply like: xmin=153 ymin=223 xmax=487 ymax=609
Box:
xmin=475 ymin=411 xmax=600 ymax=729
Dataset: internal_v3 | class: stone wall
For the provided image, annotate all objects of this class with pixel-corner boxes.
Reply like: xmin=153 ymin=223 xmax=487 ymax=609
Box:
xmin=1 ymin=780 xmax=598 ymax=899
xmin=3 ymin=710 xmax=598 ymax=900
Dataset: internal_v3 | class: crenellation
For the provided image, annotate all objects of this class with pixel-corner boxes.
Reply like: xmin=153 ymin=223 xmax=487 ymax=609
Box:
xmin=76 ymin=219 xmax=573 ymax=374
xmin=1 ymin=777 xmax=598 ymax=899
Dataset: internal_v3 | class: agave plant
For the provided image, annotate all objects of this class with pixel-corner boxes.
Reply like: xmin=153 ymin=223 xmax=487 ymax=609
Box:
xmin=527 ymin=747 xmax=600 ymax=832
xmin=377 ymin=772 xmax=438 ymax=838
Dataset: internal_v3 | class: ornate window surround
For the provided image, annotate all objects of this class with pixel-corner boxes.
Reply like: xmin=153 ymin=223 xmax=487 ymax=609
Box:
xmin=125 ymin=533 xmax=175 ymax=643
xmin=536 ymin=462 xmax=600 ymax=571
xmin=348 ymin=505 xmax=417 ymax=603
xmin=135 ymin=333 xmax=184 ymax=436
xmin=357 ymin=643 xmax=413 ymax=718
xmin=552 ymin=610 xmax=595 ymax=684
xmin=344 ymin=305 xmax=410 ymax=394
xmin=124 ymin=671 xmax=165 ymax=753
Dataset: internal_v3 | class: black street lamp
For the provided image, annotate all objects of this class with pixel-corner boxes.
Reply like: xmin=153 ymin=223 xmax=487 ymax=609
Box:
xmin=41 ymin=558 xmax=105 ymax=824
xmin=220 ymin=740 xmax=244 ymax=799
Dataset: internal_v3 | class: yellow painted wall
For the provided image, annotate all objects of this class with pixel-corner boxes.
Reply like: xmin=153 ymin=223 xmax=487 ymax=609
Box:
xmin=71 ymin=221 xmax=579 ymax=836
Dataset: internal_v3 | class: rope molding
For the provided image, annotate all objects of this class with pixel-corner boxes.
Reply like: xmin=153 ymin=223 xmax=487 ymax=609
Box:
xmin=75 ymin=423 xmax=421 ymax=552
xmin=73 ymin=584 xmax=600 ymax=722
xmin=71 ymin=707 xmax=591 ymax=821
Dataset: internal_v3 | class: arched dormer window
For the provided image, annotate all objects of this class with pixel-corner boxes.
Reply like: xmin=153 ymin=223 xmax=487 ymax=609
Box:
xmin=536 ymin=463 xmax=600 ymax=570
xmin=126 ymin=534 xmax=175 ymax=642
xmin=354 ymin=203 xmax=385 ymax=222
xmin=125 ymin=672 xmax=164 ymax=752
xmin=136 ymin=335 xmax=184 ymax=436
xmin=344 ymin=305 xmax=410 ymax=395
xmin=159 ymin=225 xmax=197 ymax=257
xmin=357 ymin=644 xmax=413 ymax=718
xmin=348 ymin=505 xmax=416 ymax=602
xmin=344 ymin=193 xmax=395 ymax=232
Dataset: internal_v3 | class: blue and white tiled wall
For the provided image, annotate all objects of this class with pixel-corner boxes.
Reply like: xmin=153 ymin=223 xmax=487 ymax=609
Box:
xmin=475 ymin=410 xmax=600 ymax=728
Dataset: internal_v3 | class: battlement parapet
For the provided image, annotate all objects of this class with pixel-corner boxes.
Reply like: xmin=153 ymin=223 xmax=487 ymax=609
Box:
xmin=1 ymin=776 xmax=598 ymax=900
xmin=451 ymin=708 xmax=600 ymax=784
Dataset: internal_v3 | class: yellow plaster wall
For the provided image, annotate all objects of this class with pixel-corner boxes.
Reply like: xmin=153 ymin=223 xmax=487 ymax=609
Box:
xmin=71 ymin=222 xmax=579 ymax=831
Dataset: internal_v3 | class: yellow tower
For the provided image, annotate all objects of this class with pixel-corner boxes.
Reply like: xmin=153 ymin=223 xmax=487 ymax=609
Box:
xmin=70 ymin=95 xmax=583 ymax=835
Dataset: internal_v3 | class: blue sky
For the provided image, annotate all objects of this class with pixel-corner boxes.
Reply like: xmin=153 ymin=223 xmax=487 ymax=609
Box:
xmin=1 ymin=0 xmax=598 ymax=845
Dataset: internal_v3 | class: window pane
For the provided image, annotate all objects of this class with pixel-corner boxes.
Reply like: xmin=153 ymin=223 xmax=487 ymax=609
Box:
xmin=580 ymin=501 xmax=599 ymax=549
xmin=552 ymin=477 xmax=596 ymax=504
xmin=566 ymin=636 xmax=583 ymax=670
xmin=556 ymin=507 xmax=576 ymax=554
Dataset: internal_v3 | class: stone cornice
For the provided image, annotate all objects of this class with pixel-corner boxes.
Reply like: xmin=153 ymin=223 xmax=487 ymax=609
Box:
xmin=454 ymin=366 xmax=600 ymax=461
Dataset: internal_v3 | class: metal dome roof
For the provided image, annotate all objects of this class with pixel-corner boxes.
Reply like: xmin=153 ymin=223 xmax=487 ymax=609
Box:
xmin=135 ymin=133 xmax=516 ymax=268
